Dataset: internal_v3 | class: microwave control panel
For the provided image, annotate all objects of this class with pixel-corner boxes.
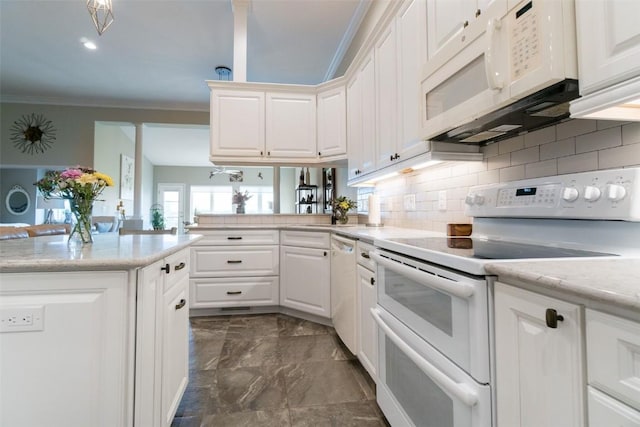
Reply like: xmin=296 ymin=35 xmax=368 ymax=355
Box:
xmin=465 ymin=167 xmax=640 ymax=221
xmin=510 ymin=1 xmax=542 ymax=82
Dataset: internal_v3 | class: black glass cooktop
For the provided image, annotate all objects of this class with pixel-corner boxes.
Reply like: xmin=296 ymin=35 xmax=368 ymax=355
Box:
xmin=384 ymin=237 xmax=616 ymax=260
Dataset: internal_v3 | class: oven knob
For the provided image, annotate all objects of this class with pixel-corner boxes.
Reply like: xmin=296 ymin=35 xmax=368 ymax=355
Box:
xmin=473 ymin=194 xmax=485 ymax=205
xmin=605 ymin=184 xmax=626 ymax=202
xmin=561 ymin=187 xmax=579 ymax=202
xmin=465 ymin=194 xmax=475 ymax=205
xmin=583 ymin=185 xmax=601 ymax=202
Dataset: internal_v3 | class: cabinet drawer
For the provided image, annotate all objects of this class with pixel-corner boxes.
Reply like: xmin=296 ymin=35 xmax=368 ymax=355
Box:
xmin=281 ymin=230 xmax=330 ymax=249
xmin=588 ymin=386 xmax=640 ymax=427
xmin=190 ymin=246 xmax=278 ymax=277
xmin=192 ymin=229 xmax=279 ymax=246
xmin=164 ymin=249 xmax=190 ymax=293
xmin=190 ymin=277 xmax=279 ymax=308
xmin=357 ymin=241 xmax=375 ymax=271
xmin=586 ymin=309 xmax=640 ymax=411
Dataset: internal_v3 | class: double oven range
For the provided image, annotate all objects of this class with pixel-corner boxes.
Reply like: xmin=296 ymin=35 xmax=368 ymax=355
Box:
xmin=370 ymin=167 xmax=640 ymax=427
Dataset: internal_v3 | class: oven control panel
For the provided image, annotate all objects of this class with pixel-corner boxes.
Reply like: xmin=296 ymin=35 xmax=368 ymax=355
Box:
xmin=465 ymin=167 xmax=640 ymax=220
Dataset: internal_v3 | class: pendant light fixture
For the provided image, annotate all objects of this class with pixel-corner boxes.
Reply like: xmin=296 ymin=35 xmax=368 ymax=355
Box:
xmin=87 ymin=0 xmax=114 ymax=36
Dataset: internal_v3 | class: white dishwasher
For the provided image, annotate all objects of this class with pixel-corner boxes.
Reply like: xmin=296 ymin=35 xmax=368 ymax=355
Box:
xmin=330 ymin=234 xmax=357 ymax=354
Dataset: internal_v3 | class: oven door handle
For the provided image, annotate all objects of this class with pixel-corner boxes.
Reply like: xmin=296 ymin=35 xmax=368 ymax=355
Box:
xmin=371 ymin=307 xmax=479 ymax=407
xmin=371 ymin=251 xmax=475 ymax=299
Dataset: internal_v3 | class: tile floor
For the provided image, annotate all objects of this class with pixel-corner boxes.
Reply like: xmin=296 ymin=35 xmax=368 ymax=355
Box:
xmin=171 ymin=313 xmax=390 ymax=427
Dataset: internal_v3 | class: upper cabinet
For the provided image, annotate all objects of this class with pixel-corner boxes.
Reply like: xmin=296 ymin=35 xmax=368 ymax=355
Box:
xmin=574 ymin=0 xmax=640 ymax=96
xmin=375 ymin=23 xmax=399 ymax=170
xmin=266 ymin=92 xmax=317 ymax=158
xmin=317 ymin=84 xmax=347 ymax=159
xmin=570 ymin=0 xmax=640 ymax=121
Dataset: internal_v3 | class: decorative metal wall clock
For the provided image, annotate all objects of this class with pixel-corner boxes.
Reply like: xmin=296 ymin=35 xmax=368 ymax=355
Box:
xmin=10 ymin=113 xmax=57 ymax=155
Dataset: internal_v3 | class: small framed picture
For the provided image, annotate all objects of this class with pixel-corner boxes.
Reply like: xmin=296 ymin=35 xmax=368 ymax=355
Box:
xmin=229 ymin=171 xmax=244 ymax=182
xmin=120 ymin=154 xmax=134 ymax=200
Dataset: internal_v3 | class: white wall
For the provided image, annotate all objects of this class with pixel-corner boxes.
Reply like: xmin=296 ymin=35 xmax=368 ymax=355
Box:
xmin=364 ymin=120 xmax=640 ymax=232
xmin=0 ymin=168 xmax=38 ymax=223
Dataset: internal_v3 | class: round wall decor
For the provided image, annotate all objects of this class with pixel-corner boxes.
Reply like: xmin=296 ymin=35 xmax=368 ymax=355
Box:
xmin=10 ymin=113 xmax=57 ymax=155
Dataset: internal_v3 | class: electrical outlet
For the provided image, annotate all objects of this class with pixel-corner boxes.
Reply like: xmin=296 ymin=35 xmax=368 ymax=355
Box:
xmin=0 ymin=306 xmax=44 ymax=333
xmin=438 ymin=190 xmax=447 ymax=211
xmin=404 ymin=194 xmax=416 ymax=211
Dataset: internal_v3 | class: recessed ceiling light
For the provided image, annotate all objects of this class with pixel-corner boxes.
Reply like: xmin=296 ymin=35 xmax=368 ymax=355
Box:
xmin=80 ymin=37 xmax=97 ymax=50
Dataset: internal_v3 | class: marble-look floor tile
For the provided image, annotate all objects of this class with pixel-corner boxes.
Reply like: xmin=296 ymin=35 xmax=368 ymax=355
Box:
xmin=201 ymin=409 xmax=291 ymax=427
xmin=277 ymin=314 xmax=331 ymax=336
xmin=279 ymin=334 xmax=351 ymax=363
xmin=348 ymin=359 xmax=377 ymax=401
xmin=218 ymin=337 xmax=281 ymax=368
xmin=190 ymin=317 xmax=230 ymax=341
xmin=175 ymin=386 xmax=214 ymax=417
xmin=187 ymin=369 xmax=216 ymax=389
xmin=284 ymin=360 xmax=368 ymax=407
xmin=290 ymin=402 xmax=387 ymax=427
xmin=214 ymin=365 xmax=288 ymax=413
xmin=189 ymin=338 xmax=225 ymax=371
xmin=226 ymin=314 xmax=279 ymax=339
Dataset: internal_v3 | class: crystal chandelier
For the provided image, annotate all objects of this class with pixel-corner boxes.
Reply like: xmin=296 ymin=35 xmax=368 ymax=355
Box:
xmin=87 ymin=0 xmax=114 ymax=36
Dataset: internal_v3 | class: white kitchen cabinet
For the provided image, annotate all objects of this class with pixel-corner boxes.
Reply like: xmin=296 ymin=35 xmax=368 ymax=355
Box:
xmin=210 ymin=89 xmax=265 ymax=158
xmin=574 ymin=0 xmax=640 ymax=95
xmin=189 ymin=230 xmax=279 ymax=309
xmin=136 ymin=249 xmax=190 ymax=427
xmin=317 ymin=84 xmax=347 ymax=159
xmin=209 ymin=84 xmax=318 ymax=163
xmin=375 ymin=22 xmax=399 ymax=170
xmin=426 ymin=0 xmax=506 ymax=69
xmin=586 ymin=309 xmax=640 ymax=426
xmin=494 ymin=282 xmax=585 ymax=427
xmin=356 ymin=241 xmax=377 ymax=381
xmin=347 ymin=52 xmax=376 ymax=181
xmin=266 ymin=92 xmax=317 ymax=158
xmin=280 ymin=230 xmax=331 ymax=318
xmin=0 ymin=271 xmax=130 ymax=427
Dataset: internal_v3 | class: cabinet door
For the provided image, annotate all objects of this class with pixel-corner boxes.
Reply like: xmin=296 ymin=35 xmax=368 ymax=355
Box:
xmin=266 ymin=92 xmax=317 ymax=158
xmin=575 ymin=0 xmax=640 ymax=94
xmin=210 ymin=89 xmax=265 ymax=157
xmin=495 ymin=282 xmax=585 ymax=427
xmin=317 ymin=85 xmax=347 ymax=159
xmin=357 ymin=265 xmax=378 ymax=381
xmin=360 ymin=53 xmax=377 ymax=176
xmin=397 ymin=0 xmax=429 ymax=161
xmin=161 ymin=274 xmax=189 ymax=427
xmin=280 ymin=245 xmax=331 ymax=318
xmin=347 ymin=73 xmax=363 ymax=181
xmin=427 ymin=0 xmax=473 ymax=61
xmin=375 ymin=22 xmax=399 ymax=169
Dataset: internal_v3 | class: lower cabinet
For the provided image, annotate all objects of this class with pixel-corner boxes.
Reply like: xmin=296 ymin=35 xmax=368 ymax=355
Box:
xmin=494 ymin=282 xmax=585 ymax=427
xmin=280 ymin=231 xmax=331 ymax=318
xmin=136 ymin=249 xmax=190 ymax=427
xmin=357 ymin=263 xmax=377 ymax=380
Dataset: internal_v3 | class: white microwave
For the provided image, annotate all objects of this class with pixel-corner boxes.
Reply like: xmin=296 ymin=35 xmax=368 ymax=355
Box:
xmin=421 ymin=0 xmax=579 ymax=145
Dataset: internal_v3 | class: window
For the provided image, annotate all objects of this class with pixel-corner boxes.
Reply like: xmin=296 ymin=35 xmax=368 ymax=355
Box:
xmin=239 ymin=185 xmax=274 ymax=214
xmin=190 ymin=185 xmax=233 ymax=215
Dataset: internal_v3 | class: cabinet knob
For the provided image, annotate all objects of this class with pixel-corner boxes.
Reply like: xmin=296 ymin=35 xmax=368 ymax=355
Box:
xmin=161 ymin=263 xmax=170 ymax=273
xmin=463 ymin=20 xmax=469 ymax=28
xmin=475 ymin=8 xmax=481 ymax=17
xmin=390 ymin=154 xmax=394 ymax=161
xmin=545 ymin=308 xmax=564 ymax=328
xmin=318 ymin=152 xmax=321 ymax=156
xmin=324 ymin=251 xmax=327 ymax=256
xmin=175 ymin=299 xmax=186 ymax=310
xmin=361 ymin=252 xmax=370 ymax=259
xmin=370 ymin=277 xmax=375 ymax=286
xmin=260 ymin=151 xmax=263 ymax=156
xmin=267 ymin=151 xmax=271 ymax=156
xmin=174 ymin=262 xmax=186 ymax=271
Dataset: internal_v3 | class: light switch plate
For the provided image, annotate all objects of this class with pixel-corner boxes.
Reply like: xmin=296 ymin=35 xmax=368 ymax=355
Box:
xmin=404 ymin=194 xmax=416 ymax=211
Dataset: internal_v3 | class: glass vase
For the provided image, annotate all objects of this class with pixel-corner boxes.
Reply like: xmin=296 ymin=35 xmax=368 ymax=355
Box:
xmin=236 ymin=204 xmax=245 ymax=214
xmin=68 ymin=198 xmax=93 ymax=244
xmin=335 ymin=209 xmax=349 ymax=224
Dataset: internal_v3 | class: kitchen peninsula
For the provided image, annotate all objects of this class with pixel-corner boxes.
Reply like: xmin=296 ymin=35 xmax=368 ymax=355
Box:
xmin=0 ymin=233 xmax=201 ymax=427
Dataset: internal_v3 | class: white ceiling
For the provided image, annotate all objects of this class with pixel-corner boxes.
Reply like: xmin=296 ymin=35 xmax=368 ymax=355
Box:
xmin=1 ymin=1 xmax=367 ymax=167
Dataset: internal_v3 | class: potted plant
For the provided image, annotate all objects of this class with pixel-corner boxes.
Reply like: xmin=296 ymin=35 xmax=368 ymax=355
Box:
xmin=330 ymin=196 xmax=357 ymax=224
xmin=150 ymin=205 xmax=165 ymax=230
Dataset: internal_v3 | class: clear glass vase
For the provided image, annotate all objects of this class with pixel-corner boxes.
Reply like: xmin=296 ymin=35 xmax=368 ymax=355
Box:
xmin=68 ymin=198 xmax=93 ymax=244
xmin=334 ymin=209 xmax=349 ymax=224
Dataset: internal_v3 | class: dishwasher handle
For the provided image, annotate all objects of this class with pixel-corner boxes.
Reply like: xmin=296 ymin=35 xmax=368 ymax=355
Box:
xmin=371 ymin=251 xmax=475 ymax=299
xmin=371 ymin=307 xmax=479 ymax=407
xmin=331 ymin=235 xmax=356 ymax=254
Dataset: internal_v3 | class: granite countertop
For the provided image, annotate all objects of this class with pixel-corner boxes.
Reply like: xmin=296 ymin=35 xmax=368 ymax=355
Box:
xmin=485 ymin=258 xmax=640 ymax=313
xmin=0 ymin=233 xmax=203 ymax=273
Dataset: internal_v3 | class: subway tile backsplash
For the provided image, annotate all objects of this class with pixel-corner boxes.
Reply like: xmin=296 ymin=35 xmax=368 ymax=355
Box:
xmin=362 ymin=119 xmax=640 ymax=233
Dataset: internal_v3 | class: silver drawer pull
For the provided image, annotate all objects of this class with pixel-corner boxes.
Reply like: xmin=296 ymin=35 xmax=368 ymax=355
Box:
xmin=227 ymin=291 xmax=242 ymax=295
xmin=227 ymin=260 xmax=242 ymax=264
xmin=361 ymin=252 xmax=370 ymax=259
xmin=175 ymin=299 xmax=186 ymax=310
xmin=174 ymin=262 xmax=186 ymax=271
xmin=227 ymin=236 xmax=242 ymax=240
